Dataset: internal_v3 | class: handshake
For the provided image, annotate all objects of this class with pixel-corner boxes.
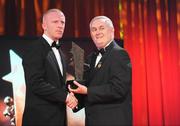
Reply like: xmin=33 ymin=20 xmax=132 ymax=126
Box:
xmin=65 ymin=80 xmax=87 ymax=110
xmin=65 ymin=92 xmax=78 ymax=110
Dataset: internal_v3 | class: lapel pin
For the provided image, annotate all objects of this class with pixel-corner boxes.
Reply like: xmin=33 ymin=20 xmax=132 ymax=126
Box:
xmin=97 ymin=62 xmax=102 ymax=69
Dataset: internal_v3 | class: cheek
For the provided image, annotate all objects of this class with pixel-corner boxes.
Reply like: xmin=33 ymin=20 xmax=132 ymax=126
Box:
xmin=105 ymin=32 xmax=112 ymax=39
xmin=90 ymin=33 xmax=95 ymax=38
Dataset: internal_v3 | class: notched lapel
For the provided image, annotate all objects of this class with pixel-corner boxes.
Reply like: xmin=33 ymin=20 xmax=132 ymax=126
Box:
xmin=90 ymin=51 xmax=111 ymax=80
xmin=58 ymin=49 xmax=66 ymax=82
xmin=47 ymin=50 xmax=64 ymax=80
xmin=94 ymin=53 xmax=108 ymax=71
xmin=41 ymin=37 xmax=65 ymax=82
xmin=90 ymin=41 xmax=115 ymax=79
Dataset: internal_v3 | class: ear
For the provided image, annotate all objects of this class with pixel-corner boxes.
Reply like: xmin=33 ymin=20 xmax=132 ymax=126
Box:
xmin=111 ymin=27 xmax=115 ymax=32
xmin=42 ymin=22 xmax=47 ymax=31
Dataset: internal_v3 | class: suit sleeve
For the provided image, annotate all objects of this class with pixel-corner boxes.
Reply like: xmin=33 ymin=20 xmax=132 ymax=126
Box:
xmin=87 ymin=49 xmax=132 ymax=103
xmin=23 ymin=43 xmax=67 ymax=103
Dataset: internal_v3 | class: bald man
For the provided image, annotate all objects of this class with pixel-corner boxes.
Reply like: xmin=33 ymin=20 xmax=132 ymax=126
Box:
xmin=22 ymin=9 xmax=77 ymax=126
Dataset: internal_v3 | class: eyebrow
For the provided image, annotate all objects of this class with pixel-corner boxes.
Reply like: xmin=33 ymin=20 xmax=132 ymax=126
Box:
xmin=99 ymin=25 xmax=105 ymax=28
xmin=91 ymin=24 xmax=105 ymax=28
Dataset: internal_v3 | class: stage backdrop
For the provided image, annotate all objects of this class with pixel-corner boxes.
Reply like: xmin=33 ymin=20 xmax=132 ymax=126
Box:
xmin=0 ymin=0 xmax=180 ymax=126
xmin=121 ymin=0 xmax=180 ymax=126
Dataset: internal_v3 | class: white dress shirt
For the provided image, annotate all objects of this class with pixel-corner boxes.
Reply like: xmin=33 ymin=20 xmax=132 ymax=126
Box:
xmin=95 ymin=41 xmax=112 ymax=67
xmin=42 ymin=34 xmax=63 ymax=76
xmin=95 ymin=53 xmax=102 ymax=67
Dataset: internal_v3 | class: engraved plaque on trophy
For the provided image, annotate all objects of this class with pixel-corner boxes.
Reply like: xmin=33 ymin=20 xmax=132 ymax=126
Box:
xmin=67 ymin=42 xmax=84 ymax=89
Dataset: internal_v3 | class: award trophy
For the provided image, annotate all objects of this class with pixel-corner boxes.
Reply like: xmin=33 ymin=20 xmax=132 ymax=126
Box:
xmin=66 ymin=42 xmax=85 ymax=113
xmin=67 ymin=42 xmax=84 ymax=89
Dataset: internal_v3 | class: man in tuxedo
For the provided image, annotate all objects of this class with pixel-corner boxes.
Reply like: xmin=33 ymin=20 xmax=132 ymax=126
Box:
xmin=22 ymin=9 xmax=78 ymax=126
xmin=69 ymin=16 xmax=132 ymax=126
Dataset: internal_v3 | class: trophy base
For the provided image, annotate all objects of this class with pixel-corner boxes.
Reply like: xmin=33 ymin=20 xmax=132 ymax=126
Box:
xmin=67 ymin=80 xmax=78 ymax=89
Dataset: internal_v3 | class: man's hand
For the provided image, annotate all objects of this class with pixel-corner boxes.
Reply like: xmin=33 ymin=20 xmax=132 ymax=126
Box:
xmin=65 ymin=92 xmax=78 ymax=109
xmin=68 ymin=81 xmax=87 ymax=94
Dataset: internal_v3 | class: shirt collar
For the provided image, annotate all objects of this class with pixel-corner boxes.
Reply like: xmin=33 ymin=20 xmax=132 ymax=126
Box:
xmin=104 ymin=41 xmax=111 ymax=49
xmin=42 ymin=34 xmax=59 ymax=46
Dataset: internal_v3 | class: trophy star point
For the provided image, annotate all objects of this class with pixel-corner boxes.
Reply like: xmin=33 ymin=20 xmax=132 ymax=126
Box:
xmin=2 ymin=49 xmax=25 ymax=85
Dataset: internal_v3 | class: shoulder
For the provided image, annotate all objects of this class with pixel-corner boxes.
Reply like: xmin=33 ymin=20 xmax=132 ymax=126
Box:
xmin=112 ymin=41 xmax=130 ymax=58
xmin=110 ymin=42 xmax=132 ymax=68
xmin=30 ymin=37 xmax=48 ymax=49
xmin=27 ymin=37 xmax=50 ymax=51
xmin=110 ymin=42 xmax=131 ymax=67
xmin=23 ymin=37 xmax=50 ymax=59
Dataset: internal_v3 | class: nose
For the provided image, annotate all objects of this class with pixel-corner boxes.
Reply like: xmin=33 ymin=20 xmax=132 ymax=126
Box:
xmin=95 ymin=30 xmax=101 ymax=36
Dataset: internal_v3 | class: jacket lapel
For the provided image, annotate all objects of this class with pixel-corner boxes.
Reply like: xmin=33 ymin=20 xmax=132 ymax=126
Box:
xmin=88 ymin=41 xmax=115 ymax=81
xmin=41 ymin=37 xmax=65 ymax=83
xmin=48 ymin=50 xmax=64 ymax=81
xmin=92 ymin=51 xmax=110 ymax=76
xmin=58 ymin=49 xmax=66 ymax=82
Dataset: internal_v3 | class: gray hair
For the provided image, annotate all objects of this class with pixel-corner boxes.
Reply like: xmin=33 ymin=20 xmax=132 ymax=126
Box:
xmin=89 ymin=16 xmax=114 ymax=28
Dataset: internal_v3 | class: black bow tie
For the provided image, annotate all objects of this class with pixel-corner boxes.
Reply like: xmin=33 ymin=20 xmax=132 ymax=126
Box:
xmin=96 ymin=48 xmax=105 ymax=55
xmin=94 ymin=42 xmax=114 ymax=56
xmin=51 ymin=42 xmax=60 ymax=49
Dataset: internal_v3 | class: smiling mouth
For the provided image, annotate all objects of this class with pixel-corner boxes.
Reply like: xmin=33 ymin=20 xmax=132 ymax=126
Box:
xmin=96 ymin=34 xmax=104 ymax=39
xmin=96 ymin=37 xmax=103 ymax=39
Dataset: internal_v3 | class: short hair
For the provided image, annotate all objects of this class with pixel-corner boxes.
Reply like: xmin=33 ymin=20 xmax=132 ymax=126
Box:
xmin=89 ymin=16 xmax=114 ymax=28
xmin=42 ymin=9 xmax=65 ymax=23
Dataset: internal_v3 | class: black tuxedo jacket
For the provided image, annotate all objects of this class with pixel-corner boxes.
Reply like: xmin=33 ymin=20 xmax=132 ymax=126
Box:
xmin=22 ymin=37 xmax=67 ymax=126
xmin=83 ymin=41 xmax=132 ymax=126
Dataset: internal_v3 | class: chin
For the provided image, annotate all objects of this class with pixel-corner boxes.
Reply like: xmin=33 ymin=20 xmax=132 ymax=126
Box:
xmin=95 ymin=42 xmax=103 ymax=47
xmin=56 ymin=35 xmax=62 ymax=39
xmin=96 ymin=45 xmax=103 ymax=49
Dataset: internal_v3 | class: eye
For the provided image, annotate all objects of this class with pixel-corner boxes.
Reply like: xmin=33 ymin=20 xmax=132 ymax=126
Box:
xmin=61 ymin=21 xmax=65 ymax=25
xmin=52 ymin=20 xmax=58 ymax=24
xmin=91 ymin=27 xmax=97 ymax=32
xmin=99 ymin=26 xmax=105 ymax=31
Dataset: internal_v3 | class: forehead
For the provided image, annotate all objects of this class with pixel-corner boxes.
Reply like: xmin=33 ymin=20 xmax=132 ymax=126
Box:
xmin=91 ymin=19 xmax=107 ymax=27
xmin=46 ymin=11 xmax=65 ymax=21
